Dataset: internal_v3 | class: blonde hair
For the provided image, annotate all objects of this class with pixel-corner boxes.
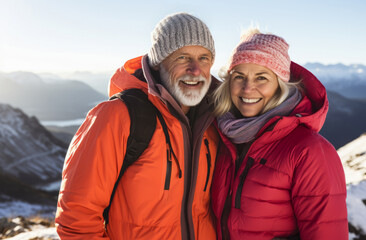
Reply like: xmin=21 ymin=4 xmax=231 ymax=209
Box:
xmin=213 ymin=68 xmax=232 ymax=116
xmin=213 ymin=68 xmax=300 ymax=117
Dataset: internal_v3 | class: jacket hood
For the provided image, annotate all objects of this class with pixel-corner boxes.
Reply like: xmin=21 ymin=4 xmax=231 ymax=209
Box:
xmin=290 ymin=62 xmax=328 ymax=131
xmin=108 ymin=56 xmax=147 ymax=97
xmin=254 ymin=62 xmax=329 ymax=144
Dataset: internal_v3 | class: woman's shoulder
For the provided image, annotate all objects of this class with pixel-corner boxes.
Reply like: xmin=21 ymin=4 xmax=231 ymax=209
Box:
xmin=288 ymin=124 xmax=333 ymax=146
xmin=280 ymin=124 xmax=338 ymax=161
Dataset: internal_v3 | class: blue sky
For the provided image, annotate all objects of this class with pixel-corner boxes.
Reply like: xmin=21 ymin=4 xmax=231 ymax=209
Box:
xmin=0 ymin=0 xmax=365 ymax=74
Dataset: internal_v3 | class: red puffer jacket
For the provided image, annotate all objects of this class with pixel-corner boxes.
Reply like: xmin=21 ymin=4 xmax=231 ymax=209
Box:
xmin=211 ymin=62 xmax=348 ymax=240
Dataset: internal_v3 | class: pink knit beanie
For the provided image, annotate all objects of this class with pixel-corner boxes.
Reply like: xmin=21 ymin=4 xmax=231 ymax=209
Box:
xmin=228 ymin=30 xmax=291 ymax=82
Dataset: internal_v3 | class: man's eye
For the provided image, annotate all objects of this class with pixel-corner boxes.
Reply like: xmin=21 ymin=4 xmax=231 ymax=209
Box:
xmin=233 ymin=75 xmax=244 ymax=80
xmin=177 ymin=56 xmax=187 ymax=60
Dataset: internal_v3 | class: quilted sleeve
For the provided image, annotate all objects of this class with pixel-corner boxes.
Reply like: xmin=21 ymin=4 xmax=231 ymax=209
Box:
xmin=291 ymin=135 xmax=348 ymax=240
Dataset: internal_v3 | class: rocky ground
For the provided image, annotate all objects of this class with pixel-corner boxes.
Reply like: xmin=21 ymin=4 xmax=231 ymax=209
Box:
xmin=0 ymin=216 xmax=55 ymax=239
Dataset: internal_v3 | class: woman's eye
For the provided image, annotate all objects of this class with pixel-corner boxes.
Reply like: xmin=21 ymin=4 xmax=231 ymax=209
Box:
xmin=257 ymin=76 xmax=267 ymax=80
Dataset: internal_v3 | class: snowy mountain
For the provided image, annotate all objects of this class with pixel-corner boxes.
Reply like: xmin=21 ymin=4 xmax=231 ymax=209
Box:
xmin=0 ymin=71 xmax=106 ymax=121
xmin=304 ymin=63 xmax=366 ymax=81
xmin=304 ymin=63 xmax=366 ymax=99
xmin=338 ymin=134 xmax=366 ymax=185
xmin=0 ymin=104 xmax=67 ymax=189
xmin=336 ymin=134 xmax=366 ymax=239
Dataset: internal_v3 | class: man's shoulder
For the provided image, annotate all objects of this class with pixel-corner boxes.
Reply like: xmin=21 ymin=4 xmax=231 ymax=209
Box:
xmin=91 ymin=98 xmax=127 ymax=114
xmin=84 ymin=99 xmax=129 ymax=128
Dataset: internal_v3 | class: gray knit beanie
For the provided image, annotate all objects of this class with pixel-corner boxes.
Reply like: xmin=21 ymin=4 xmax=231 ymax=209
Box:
xmin=148 ymin=12 xmax=215 ymax=67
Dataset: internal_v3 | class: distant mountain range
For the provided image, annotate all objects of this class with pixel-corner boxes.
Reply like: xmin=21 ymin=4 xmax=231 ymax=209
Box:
xmin=38 ymin=63 xmax=366 ymax=100
xmin=0 ymin=71 xmax=107 ymax=121
xmin=304 ymin=63 xmax=366 ymax=100
xmin=321 ymin=91 xmax=366 ymax=149
xmin=39 ymin=70 xmax=111 ymax=96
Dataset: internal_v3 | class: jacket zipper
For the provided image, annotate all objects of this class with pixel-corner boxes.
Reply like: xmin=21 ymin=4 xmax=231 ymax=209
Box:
xmin=203 ymin=138 xmax=211 ymax=192
xmin=156 ymin=110 xmax=182 ymax=190
xmin=232 ymin=119 xmax=280 ymax=209
xmin=164 ymin=140 xmax=182 ymax=190
xmin=235 ymin=157 xmax=254 ymax=209
xmin=164 ymin=144 xmax=173 ymax=190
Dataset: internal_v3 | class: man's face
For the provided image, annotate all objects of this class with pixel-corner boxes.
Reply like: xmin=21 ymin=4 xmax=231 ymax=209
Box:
xmin=159 ymin=46 xmax=213 ymax=113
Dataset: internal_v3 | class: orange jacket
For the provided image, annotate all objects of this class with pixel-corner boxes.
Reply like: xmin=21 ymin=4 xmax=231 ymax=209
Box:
xmin=55 ymin=55 xmax=219 ymax=240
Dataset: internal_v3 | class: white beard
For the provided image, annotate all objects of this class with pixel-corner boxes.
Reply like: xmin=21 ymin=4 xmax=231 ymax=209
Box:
xmin=159 ymin=66 xmax=211 ymax=107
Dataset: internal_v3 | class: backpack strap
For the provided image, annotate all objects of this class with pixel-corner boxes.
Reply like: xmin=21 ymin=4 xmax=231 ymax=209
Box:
xmin=103 ymin=88 xmax=157 ymax=226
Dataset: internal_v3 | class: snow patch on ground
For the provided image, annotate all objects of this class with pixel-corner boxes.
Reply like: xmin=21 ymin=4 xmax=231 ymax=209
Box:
xmin=6 ymin=227 xmax=59 ymax=240
xmin=347 ymin=181 xmax=366 ymax=238
xmin=338 ymin=134 xmax=366 ymax=185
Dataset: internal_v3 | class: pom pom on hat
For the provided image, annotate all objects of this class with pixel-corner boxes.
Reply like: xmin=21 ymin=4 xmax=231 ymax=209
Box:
xmin=228 ymin=29 xmax=291 ymax=82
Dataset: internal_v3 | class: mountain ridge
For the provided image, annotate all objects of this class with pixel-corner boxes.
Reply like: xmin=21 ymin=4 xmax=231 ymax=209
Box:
xmin=0 ymin=104 xmax=67 ymax=188
xmin=0 ymin=71 xmax=106 ymax=121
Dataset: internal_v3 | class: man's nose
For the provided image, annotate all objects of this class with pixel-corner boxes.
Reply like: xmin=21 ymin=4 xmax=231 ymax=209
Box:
xmin=186 ymin=61 xmax=202 ymax=76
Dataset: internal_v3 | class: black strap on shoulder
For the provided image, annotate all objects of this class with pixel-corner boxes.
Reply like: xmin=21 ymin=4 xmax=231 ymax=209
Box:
xmin=103 ymin=88 xmax=157 ymax=227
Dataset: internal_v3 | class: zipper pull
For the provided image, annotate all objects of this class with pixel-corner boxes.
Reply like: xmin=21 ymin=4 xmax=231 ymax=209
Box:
xmin=203 ymin=138 xmax=212 ymax=192
xmin=169 ymin=143 xmax=182 ymax=178
xmin=167 ymin=143 xmax=172 ymax=160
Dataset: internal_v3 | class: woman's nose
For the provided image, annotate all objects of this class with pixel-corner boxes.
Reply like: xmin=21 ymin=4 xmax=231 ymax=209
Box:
xmin=242 ymin=80 xmax=254 ymax=92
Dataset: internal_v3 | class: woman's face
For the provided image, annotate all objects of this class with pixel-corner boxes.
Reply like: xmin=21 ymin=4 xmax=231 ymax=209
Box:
xmin=230 ymin=63 xmax=279 ymax=117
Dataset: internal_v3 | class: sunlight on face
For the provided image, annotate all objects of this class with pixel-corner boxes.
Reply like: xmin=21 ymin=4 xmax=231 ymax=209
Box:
xmin=230 ymin=63 xmax=279 ymax=117
xmin=159 ymin=46 xmax=213 ymax=112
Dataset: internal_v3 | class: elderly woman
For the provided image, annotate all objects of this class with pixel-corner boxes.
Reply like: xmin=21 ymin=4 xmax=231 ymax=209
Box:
xmin=211 ymin=29 xmax=348 ymax=240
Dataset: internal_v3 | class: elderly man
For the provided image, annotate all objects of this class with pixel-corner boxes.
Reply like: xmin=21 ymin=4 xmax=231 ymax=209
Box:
xmin=55 ymin=13 xmax=219 ymax=240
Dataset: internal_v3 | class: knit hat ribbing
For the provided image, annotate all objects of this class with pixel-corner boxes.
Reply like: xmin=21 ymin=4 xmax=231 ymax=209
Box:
xmin=228 ymin=30 xmax=291 ymax=82
xmin=148 ymin=13 xmax=215 ymax=67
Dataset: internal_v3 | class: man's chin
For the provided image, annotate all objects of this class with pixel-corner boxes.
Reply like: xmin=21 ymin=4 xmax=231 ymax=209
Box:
xmin=178 ymin=94 xmax=205 ymax=107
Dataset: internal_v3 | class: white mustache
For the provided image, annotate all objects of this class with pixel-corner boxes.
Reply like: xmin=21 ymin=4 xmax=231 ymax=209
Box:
xmin=178 ymin=75 xmax=207 ymax=82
